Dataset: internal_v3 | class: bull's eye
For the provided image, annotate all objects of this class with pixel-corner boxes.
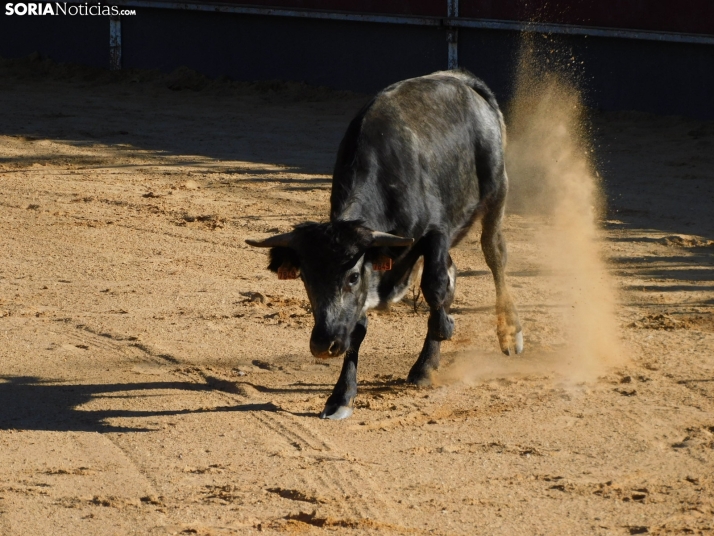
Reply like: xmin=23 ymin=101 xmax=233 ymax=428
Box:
xmin=347 ymin=272 xmax=360 ymax=286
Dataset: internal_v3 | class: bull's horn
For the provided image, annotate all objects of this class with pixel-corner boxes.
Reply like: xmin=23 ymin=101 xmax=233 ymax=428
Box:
xmin=245 ymin=232 xmax=295 ymax=248
xmin=369 ymin=230 xmax=414 ymax=248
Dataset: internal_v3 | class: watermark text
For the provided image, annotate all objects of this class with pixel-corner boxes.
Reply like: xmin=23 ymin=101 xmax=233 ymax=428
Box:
xmin=5 ymin=3 xmax=137 ymax=16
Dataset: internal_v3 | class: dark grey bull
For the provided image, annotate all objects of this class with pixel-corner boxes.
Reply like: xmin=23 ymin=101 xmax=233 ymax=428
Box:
xmin=247 ymin=70 xmax=523 ymax=419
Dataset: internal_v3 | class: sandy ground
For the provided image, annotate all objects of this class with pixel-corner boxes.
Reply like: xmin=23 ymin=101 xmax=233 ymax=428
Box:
xmin=0 ymin=58 xmax=713 ymax=535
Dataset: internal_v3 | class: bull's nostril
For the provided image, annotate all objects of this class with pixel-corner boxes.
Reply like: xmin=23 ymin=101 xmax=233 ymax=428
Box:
xmin=328 ymin=341 xmax=339 ymax=356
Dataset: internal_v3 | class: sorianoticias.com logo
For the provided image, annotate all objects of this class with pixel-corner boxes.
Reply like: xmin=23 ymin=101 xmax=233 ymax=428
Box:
xmin=5 ymin=3 xmax=136 ymax=15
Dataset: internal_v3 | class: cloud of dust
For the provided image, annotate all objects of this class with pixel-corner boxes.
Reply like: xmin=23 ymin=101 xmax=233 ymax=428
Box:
xmin=443 ymin=37 xmax=622 ymax=385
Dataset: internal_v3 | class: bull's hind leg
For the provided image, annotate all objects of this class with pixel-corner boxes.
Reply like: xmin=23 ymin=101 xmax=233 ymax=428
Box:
xmin=320 ymin=315 xmax=367 ymax=420
xmin=481 ymin=204 xmax=524 ymax=355
xmin=407 ymin=232 xmax=456 ymax=386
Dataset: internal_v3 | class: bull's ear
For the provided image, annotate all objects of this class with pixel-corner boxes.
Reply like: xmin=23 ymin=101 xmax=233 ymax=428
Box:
xmin=246 ymin=231 xmax=295 ymax=248
xmin=369 ymin=230 xmax=414 ymax=248
xmin=268 ymin=247 xmax=300 ymax=275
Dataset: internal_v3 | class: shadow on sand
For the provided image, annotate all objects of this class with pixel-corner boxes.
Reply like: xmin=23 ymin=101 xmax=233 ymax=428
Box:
xmin=0 ymin=375 xmax=297 ymax=433
xmin=0 ymin=372 xmax=421 ymax=432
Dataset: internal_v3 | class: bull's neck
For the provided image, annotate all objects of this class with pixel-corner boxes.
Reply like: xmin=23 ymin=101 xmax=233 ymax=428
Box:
xmin=331 ymin=167 xmax=392 ymax=229
xmin=333 ymin=198 xmax=365 ymax=222
xmin=332 ymin=195 xmax=387 ymax=229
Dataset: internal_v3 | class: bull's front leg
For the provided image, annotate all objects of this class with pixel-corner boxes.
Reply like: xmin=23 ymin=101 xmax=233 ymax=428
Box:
xmin=408 ymin=232 xmax=456 ymax=386
xmin=319 ymin=315 xmax=368 ymax=420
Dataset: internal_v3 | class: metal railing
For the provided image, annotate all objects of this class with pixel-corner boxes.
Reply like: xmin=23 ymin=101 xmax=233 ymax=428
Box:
xmin=96 ymin=0 xmax=714 ymax=70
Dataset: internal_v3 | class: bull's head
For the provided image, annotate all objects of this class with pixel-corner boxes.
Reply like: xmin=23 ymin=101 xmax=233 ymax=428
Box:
xmin=247 ymin=221 xmax=413 ymax=358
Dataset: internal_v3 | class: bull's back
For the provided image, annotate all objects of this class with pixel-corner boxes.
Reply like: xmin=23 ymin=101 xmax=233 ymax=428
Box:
xmin=331 ymin=72 xmax=505 ymax=240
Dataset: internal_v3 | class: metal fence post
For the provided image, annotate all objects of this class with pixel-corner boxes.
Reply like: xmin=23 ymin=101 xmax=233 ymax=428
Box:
xmin=110 ymin=15 xmax=122 ymax=70
xmin=447 ymin=0 xmax=458 ymax=69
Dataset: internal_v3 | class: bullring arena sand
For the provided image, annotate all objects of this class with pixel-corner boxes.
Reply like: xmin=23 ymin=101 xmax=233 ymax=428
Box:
xmin=0 ymin=47 xmax=713 ymax=535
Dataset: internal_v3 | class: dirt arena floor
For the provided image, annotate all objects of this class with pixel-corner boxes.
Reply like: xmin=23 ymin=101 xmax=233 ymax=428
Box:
xmin=1 ymin=57 xmax=713 ymax=535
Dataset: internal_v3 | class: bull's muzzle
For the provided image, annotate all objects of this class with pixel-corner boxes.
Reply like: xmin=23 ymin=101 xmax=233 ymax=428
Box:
xmin=309 ymin=331 xmax=346 ymax=358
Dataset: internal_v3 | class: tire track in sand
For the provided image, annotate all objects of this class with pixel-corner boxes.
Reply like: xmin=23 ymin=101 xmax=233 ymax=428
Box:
xmin=253 ymin=410 xmax=381 ymax=520
xmin=186 ymin=366 xmax=399 ymax=525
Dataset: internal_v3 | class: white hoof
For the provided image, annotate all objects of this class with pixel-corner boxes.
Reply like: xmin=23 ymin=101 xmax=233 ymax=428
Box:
xmin=515 ymin=330 xmax=524 ymax=354
xmin=320 ymin=406 xmax=353 ymax=420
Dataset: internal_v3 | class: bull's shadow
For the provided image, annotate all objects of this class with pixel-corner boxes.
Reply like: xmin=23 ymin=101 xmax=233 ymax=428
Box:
xmin=0 ymin=375 xmax=281 ymax=433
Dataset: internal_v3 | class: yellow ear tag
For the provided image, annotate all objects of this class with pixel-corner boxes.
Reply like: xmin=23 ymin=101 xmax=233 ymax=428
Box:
xmin=277 ymin=263 xmax=299 ymax=280
xmin=373 ymin=256 xmax=393 ymax=271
